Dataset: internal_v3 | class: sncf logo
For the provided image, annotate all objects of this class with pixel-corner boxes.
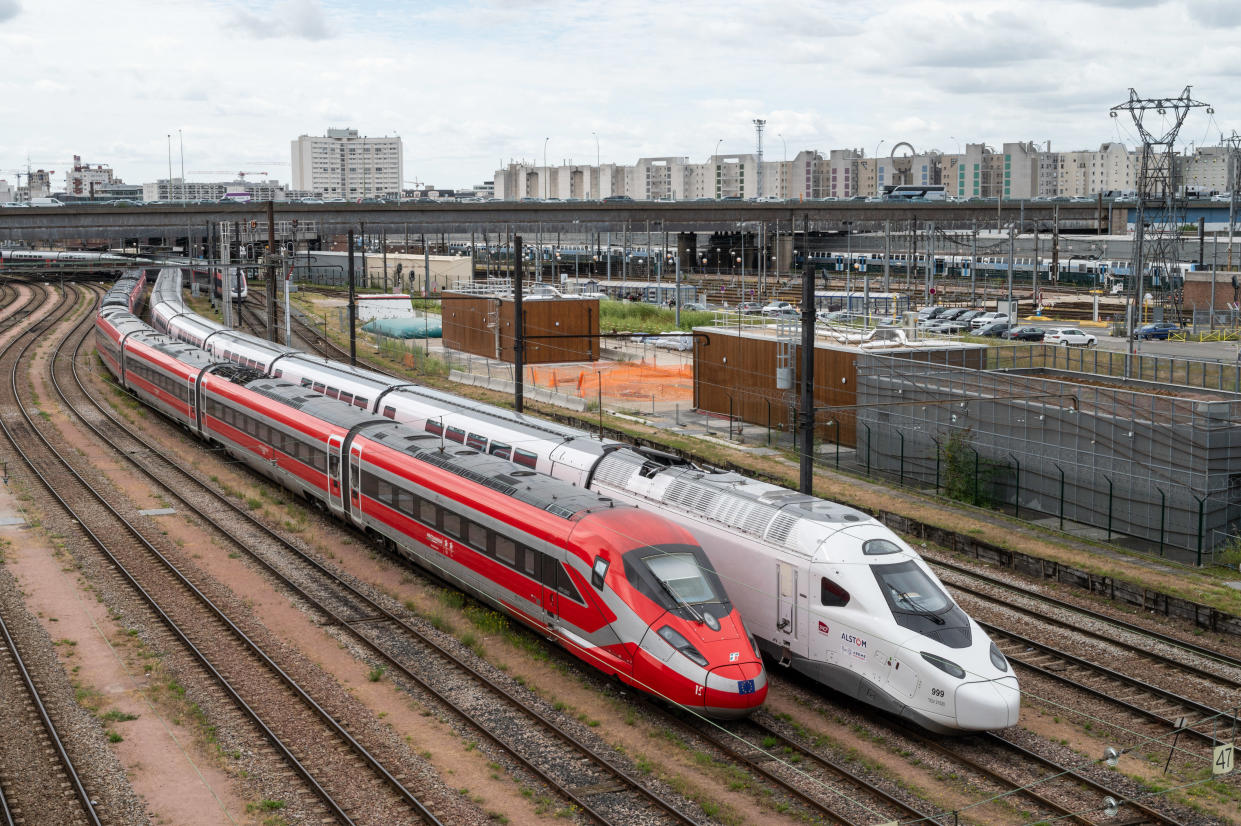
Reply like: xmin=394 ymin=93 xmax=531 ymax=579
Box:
xmin=818 ymin=621 xmax=830 ymax=635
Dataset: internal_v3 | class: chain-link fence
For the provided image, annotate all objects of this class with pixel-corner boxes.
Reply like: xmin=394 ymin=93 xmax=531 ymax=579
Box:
xmin=854 ymin=347 xmax=1241 ymax=565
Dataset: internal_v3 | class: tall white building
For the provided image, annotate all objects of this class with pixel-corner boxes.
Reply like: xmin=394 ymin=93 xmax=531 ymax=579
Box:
xmin=291 ymin=128 xmax=403 ymax=199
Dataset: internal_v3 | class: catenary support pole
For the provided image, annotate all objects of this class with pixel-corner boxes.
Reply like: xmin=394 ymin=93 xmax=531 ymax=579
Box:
xmin=266 ymin=200 xmax=277 ymax=342
xmin=514 ymin=235 xmax=525 ymax=414
xmin=348 ymin=229 xmax=356 ymax=366
xmin=800 ymin=213 xmax=815 ymax=495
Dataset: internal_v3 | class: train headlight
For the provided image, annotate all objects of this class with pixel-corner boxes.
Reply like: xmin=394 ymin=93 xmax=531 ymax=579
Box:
xmin=658 ymin=626 xmax=708 ymax=668
xmin=920 ymin=651 xmax=966 ymax=680
xmin=989 ymin=641 xmax=1008 ymax=673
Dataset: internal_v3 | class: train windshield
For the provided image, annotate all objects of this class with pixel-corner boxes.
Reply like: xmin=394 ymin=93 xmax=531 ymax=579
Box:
xmin=872 ymin=561 xmax=972 ymax=648
xmin=624 ymin=544 xmax=731 ymax=620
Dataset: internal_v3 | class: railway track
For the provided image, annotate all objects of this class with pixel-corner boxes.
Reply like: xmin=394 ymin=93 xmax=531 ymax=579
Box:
xmin=0 ymin=283 xmax=103 ymax=826
xmin=242 ymin=284 xmax=1218 ymax=823
xmin=934 ymin=558 xmax=1241 ymax=771
xmin=15 ymin=284 xmax=441 ymax=826
xmin=71 ymin=289 xmax=701 ymax=825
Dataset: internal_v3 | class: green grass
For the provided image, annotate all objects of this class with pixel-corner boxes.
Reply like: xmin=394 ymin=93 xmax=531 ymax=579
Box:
xmin=598 ymin=301 xmax=714 ymax=333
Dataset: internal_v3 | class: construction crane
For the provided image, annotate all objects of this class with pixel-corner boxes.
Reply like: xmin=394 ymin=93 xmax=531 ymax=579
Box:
xmin=188 ymin=170 xmax=269 ymax=180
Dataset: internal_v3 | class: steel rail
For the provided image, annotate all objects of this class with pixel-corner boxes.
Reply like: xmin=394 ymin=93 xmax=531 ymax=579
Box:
xmin=19 ymin=286 xmax=439 ymax=825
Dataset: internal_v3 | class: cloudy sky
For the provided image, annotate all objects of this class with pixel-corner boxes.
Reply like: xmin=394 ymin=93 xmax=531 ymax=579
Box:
xmin=1 ymin=0 xmax=1239 ymax=190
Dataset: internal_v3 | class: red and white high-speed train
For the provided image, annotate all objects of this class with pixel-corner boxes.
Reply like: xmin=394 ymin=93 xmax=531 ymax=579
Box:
xmin=98 ymin=273 xmax=767 ymax=719
xmin=151 ymin=267 xmax=1020 ymax=733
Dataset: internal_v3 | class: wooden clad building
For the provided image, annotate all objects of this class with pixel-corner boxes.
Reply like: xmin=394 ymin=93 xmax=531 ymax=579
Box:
xmin=441 ymin=292 xmax=600 ymax=364
xmin=693 ymin=327 xmax=984 ymax=444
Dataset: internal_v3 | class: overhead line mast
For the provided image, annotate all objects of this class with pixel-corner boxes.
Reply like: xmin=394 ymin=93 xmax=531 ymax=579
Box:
xmin=1109 ymin=86 xmax=1211 ymax=371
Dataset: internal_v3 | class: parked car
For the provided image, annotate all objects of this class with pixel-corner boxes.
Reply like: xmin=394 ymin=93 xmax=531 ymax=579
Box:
xmin=1004 ymin=326 xmax=1046 ymax=342
xmin=956 ymin=310 xmax=986 ymax=325
xmin=737 ymin=301 xmax=764 ymax=314
xmin=925 ymin=320 xmax=969 ymax=334
xmin=682 ymin=301 xmax=710 ymax=312
xmin=1133 ymin=322 xmax=1184 ymax=340
xmin=934 ymin=307 xmax=970 ymax=321
xmin=916 ymin=306 xmax=947 ymax=321
xmin=1043 ymin=327 xmax=1097 ymax=347
xmin=976 ymin=320 xmax=1012 ymax=337
xmin=761 ymin=301 xmax=794 ymax=317
xmin=970 ymin=311 xmax=1008 ymax=329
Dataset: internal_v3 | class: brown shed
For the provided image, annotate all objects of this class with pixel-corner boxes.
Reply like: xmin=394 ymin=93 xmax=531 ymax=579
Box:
xmin=441 ymin=292 xmax=601 ymax=364
xmin=693 ymin=325 xmax=984 ymax=444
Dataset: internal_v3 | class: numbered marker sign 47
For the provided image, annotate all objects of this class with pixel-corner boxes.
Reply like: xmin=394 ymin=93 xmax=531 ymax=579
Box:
xmin=1214 ymin=743 xmax=1235 ymax=776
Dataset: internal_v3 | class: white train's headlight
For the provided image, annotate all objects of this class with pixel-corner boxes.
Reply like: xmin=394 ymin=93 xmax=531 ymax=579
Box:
xmin=920 ymin=651 xmax=966 ymax=679
xmin=989 ymin=641 xmax=1009 ymax=672
xmin=658 ymin=626 xmax=708 ymax=667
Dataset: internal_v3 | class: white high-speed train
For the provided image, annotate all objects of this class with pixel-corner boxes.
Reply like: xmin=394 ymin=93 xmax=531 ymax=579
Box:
xmin=0 ymin=249 xmax=151 ymax=269
xmin=150 ymin=269 xmax=1019 ymax=733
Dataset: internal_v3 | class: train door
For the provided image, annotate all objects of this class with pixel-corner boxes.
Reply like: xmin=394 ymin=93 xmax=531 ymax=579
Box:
xmin=327 ymin=434 xmax=344 ymax=513
xmin=538 ymin=552 xmax=560 ymax=631
xmin=776 ymin=561 xmax=797 ymax=641
xmin=348 ymin=443 xmax=363 ymax=520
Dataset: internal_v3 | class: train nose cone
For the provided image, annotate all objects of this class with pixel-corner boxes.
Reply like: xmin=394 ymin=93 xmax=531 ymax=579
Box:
xmin=955 ymin=676 xmax=1020 ymax=730
xmin=703 ymin=662 xmax=768 ymax=719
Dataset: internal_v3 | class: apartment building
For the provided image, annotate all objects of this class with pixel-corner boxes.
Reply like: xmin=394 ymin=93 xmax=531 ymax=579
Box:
xmin=291 ymin=128 xmax=403 ymax=199
xmin=491 ymin=141 xmax=1235 ymax=201
xmin=141 ymin=178 xmax=289 ymax=202
xmin=66 ymin=156 xmax=117 ymax=197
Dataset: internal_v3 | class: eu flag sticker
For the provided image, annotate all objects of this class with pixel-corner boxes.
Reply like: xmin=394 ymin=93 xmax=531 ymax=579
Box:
xmin=737 ymin=679 xmax=755 ymax=695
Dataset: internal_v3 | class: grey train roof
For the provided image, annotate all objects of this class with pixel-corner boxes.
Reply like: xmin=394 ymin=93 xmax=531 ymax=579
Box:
xmin=245 ymin=380 xmax=613 ymax=521
xmin=592 ymin=450 xmax=875 ymax=555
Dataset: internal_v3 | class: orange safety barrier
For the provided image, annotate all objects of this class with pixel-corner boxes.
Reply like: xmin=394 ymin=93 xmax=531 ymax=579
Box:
xmin=527 ymin=361 xmax=694 ymax=403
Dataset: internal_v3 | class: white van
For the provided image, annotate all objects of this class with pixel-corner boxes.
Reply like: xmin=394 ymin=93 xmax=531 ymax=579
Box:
xmin=29 ymin=198 xmax=65 ymax=207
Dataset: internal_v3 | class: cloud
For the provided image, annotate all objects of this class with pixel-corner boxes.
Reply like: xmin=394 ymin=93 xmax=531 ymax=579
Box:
xmin=1186 ymin=0 xmax=1241 ymax=25
xmin=0 ymin=0 xmax=20 ymax=22
xmin=230 ymin=0 xmax=330 ymax=40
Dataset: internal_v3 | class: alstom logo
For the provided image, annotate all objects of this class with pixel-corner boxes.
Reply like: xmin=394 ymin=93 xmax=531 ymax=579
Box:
xmin=841 ymin=633 xmax=867 ymax=648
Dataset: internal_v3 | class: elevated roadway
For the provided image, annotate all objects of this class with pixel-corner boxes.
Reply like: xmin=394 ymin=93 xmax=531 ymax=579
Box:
xmin=0 ymin=200 xmax=1110 ymax=243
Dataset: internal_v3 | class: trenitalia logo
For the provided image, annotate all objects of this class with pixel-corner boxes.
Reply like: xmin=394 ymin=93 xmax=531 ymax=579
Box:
xmin=841 ymin=633 xmax=867 ymax=648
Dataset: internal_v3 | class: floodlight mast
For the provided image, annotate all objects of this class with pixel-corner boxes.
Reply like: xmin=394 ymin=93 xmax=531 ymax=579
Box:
xmin=1109 ymin=86 xmax=1211 ymax=371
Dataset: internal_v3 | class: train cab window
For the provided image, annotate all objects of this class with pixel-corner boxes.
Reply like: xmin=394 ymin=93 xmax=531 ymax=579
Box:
xmin=623 ymin=545 xmax=729 ymax=617
xmin=466 ymin=433 xmax=487 ymax=450
xmin=591 ymin=557 xmax=609 ymax=590
xmin=382 ymin=406 xmax=396 ymax=419
xmin=863 ymin=538 xmax=902 ymax=556
xmin=514 ymin=448 xmax=538 ymax=469
xmin=445 ymin=426 xmax=466 ymax=444
xmin=424 ymin=419 xmax=444 ymax=436
xmin=495 ymin=536 xmax=518 ymax=567
xmin=488 ymin=442 xmax=512 ymax=460
xmin=872 ymin=560 xmax=972 ymax=648
xmin=820 ymin=577 xmax=850 ymax=607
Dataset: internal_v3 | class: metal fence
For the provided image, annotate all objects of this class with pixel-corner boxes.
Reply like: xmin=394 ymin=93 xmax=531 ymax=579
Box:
xmin=855 ymin=347 xmax=1241 ymax=564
